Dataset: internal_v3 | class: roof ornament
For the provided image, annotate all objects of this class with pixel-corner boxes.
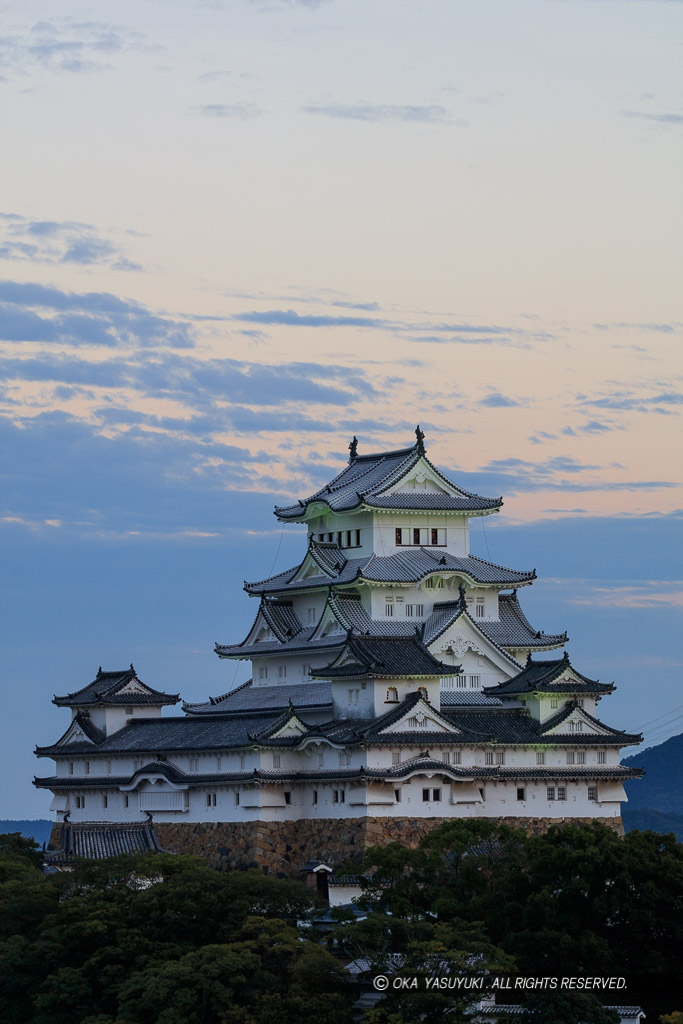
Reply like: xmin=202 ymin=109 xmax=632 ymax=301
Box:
xmin=526 ymin=651 xmax=533 ymax=665
xmin=415 ymin=424 xmax=426 ymax=455
xmin=458 ymin=582 xmax=467 ymax=610
xmin=348 ymin=435 xmax=359 ymax=463
xmin=97 ymin=666 xmax=102 ymax=676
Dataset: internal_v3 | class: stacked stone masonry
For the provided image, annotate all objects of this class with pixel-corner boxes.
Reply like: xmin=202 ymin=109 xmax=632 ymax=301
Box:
xmin=51 ymin=816 xmax=624 ymax=876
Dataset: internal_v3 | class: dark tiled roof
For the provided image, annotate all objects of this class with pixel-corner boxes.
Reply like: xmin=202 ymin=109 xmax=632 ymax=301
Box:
xmin=423 ymin=594 xmax=566 ymax=653
xmin=273 ymin=440 xmax=501 ymax=520
xmin=310 ymin=635 xmax=457 ymax=680
xmin=46 ymin=822 xmax=163 ymax=861
xmin=36 ymin=762 xmax=642 ymax=794
xmin=440 ymin=690 xmax=502 ymax=707
xmin=259 ymin=598 xmax=303 ymax=642
xmin=54 ymin=666 xmax=180 ymax=708
xmin=485 ymin=653 xmax=610 ymax=696
xmin=478 ymin=592 xmax=567 ymax=650
xmin=36 ymin=714 xmax=283 ymax=757
xmin=184 ymin=680 xmax=334 ymax=716
xmin=245 ymin=549 xmax=532 ymax=596
xmin=215 ymin=628 xmax=345 ymax=659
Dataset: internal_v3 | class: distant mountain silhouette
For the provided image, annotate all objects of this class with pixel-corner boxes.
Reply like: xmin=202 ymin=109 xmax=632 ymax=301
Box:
xmin=0 ymin=820 xmax=53 ymax=846
xmin=623 ymin=732 xmax=683 ymax=815
xmin=621 ymin=807 xmax=683 ymax=841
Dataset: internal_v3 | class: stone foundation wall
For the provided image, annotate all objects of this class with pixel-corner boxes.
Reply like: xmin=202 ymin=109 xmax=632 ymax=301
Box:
xmin=48 ymin=816 xmax=623 ymax=876
xmin=152 ymin=815 xmax=624 ymax=875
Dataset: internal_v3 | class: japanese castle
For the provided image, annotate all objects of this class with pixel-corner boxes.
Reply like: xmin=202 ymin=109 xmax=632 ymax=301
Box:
xmin=35 ymin=429 xmax=642 ymax=868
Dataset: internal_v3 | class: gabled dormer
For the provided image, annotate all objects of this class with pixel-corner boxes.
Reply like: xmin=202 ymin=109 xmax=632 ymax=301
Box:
xmin=539 ymin=701 xmax=642 ymax=746
xmin=52 ymin=666 xmax=180 ymax=736
xmin=484 ymin=653 xmax=615 ymax=722
xmin=273 ymin=428 xmax=502 ymax=525
xmin=311 ymin=632 xmax=459 ymax=716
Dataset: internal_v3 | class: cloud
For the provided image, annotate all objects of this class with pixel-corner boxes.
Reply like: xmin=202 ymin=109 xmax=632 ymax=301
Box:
xmin=479 ymin=392 xmax=522 ymax=408
xmin=302 ymin=103 xmax=456 ymax=124
xmin=190 ymin=103 xmax=260 ymax=118
xmin=567 ymin=582 xmax=683 ymax=611
xmin=0 ymin=20 xmax=146 ymax=82
xmin=577 ymin=389 xmax=683 ymax=414
xmin=231 ymin=308 xmax=388 ymax=328
xmin=620 ymin=110 xmax=683 ymax=127
xmin=0 ymin=214 xmax=142 ymax=271
xmin=0 ymin=281 xmax=194 ymax=348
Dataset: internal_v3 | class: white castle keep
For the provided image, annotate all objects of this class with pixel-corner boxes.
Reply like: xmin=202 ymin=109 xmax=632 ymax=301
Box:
xmin=35 ymin=429 xmax=642 ymax=864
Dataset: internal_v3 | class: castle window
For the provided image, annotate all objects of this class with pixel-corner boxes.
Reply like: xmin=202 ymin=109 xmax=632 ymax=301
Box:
xmin=422 ymin=787 xmax=441 ymax=802
xmin=284 ymin=791 xmax=291 ymax=805
xmin=125 ymin=707 xmax=133 ymax=716
xmin=348 ymin=688 xmax=360 ymax=704
xmin=551 ymin=699 xmax=559 ymax=709
xmin=547 ymin=787 xmax=556 ymax=801
xmin=456 ymin=675 xmax=467 ymax=688
xmin=106 ymin=760 xmax=112 ymax=774
xmin=278 ymin=665 xmax=287 ymax=679
xmin=441 ymin=752 xmax=451 ymax=764
xmin=395 ymin=528 xmax=403 ymax=546
xmin=239 ymin=755 xmax=245 ymax=769
xmin=333 ymin=789 xmax=345 ymax=804
xmin=84 ymin=761 xmax=90 ymax=775
xmin=272 ymin=755 xmax=281 ymax=768
xmin=307 ymin=608 xmax=316 ymax=624
xmin=385 ymin=597 xmax=394 ymax=617
xmin=339 ymin=752 xmax=350 ymax=766
xmin=235 ymin=792 xmax=240 ymax=806
xmin=417 ymin=686 xmax=429 ymax=701
xmin=485 ymin=752 xmax=504 ymax=765
xmin=75 ymin=795 xmax=85 ymax=809
xmin=485 ymin=752 xmax=495 ymax=765
xmin=395 ymin=789 xmax=402 ymax=803
xmin=327 ymin=533 xmax=333 ymax=542
xmin=567 ymin=752 xmax=575 ymax=765
xmin=391 ymin=752 xmax=401 ymax=765
xmin=557 ymin=787 xmax=567 ymax=801
xmin=259 ymin=667 xmax=268 ymax=680
xmin=576 ymin=752 xmax=585 ymax=764
xmin=588 ymin=786 xmax=598 ymax=801
xmin=318 ymin=752 xmax=324 ymax=767
xmin=468 ymin=675 xmax=480 ymax=689
xmin=598 ymin=751 xmax=606 ymax=764
xmin=312 ymin=790 xmax=318 ymax=804
xmin=354 ymin=530 xmax=361 ymax=546
xmin=68 ymin=762 xmax=74 ymax=775
xmin=189 ymin=758 xmax=199 ymax=772
xmin=452 ymin=751 xmax=462 ymax=764
xmin=216 ymin=757 xmax=222 ymax=771
xmin=569 ymin=721 xmax=583 ymax=733
xmin=536 ymin=752 xmax=545 ymax=765
xmin=475 ymin=600 xmax=485 ymax=618
xmin=517 ymin=787 xmax=525 ymax=801
xmin=102 ymin=795 xmax=108 ymax=809
xmin=405 ymin=603 xmax=424 ymax=617
xmin=206 ymin=792 xmax=217 ymax=807
xmin=302 ymin=664 xmax=311 ymax=678
xmin=123 ymin=794 xmax=129 ymax=808
xmin=386 ymin=686 xmax=398 ymax=703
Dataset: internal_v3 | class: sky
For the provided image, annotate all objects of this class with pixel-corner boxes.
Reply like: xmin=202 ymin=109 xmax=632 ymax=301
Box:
xmin=1 ymin=0 xmax=681 ymax=818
